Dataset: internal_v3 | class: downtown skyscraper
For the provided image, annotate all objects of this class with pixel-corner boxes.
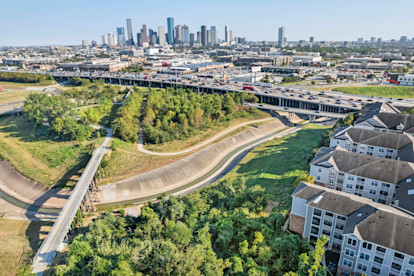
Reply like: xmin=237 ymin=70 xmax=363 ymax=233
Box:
xmin=126 ymin=18 xmax=134 ymax=46
xmin=182 ymin=25 xmax=190 ymax=44
xmin=210 ymin=26 xmax=217 ymax=45
xmin=167 ymin=17 xmax=175 ymax=45
xmin=201 ymin=25 xmax=208 ymax=46
xmin=158 ymin=26 xmax=166 ymax=46
xmin=278 ymin=27 xmax=285 ymax=46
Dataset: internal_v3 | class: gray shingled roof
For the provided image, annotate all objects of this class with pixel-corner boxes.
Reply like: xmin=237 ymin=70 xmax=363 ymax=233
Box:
xmin=375 ymin=113 xmax=414 ymax=132
xmin=356 ymin=210 xmax=414 ymax=256
xmin=342 ymin=127 xmax=414 ymax=150
xmin=310 ymin=148 xmax=414 ymax=184
xmin=292 ymin=183 xmax=414 ymax=256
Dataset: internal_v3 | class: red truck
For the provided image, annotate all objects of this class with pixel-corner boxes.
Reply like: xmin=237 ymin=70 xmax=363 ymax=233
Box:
xmin=243 ymin=85 xmax=255 ymax=91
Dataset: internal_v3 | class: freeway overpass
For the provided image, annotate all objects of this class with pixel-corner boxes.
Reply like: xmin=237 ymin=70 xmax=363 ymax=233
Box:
xmin=32 ymin=129 xmax=112 ymax=275
xmin=246 ymin=103 xmax=349 ymax=120
xmin=51 ymin=72 xmax=360 ymax=115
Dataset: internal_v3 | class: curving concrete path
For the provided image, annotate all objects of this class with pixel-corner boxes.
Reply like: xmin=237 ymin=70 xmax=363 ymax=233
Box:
xmin=137 ymin=117 xmax=274 ymax=156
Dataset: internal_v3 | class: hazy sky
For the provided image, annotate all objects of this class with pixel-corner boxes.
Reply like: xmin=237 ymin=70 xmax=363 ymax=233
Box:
xmin=1 ymin=0 xmax=414 ymax=46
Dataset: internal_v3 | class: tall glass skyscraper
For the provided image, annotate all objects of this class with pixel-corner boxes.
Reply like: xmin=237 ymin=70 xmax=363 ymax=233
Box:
xmin=167 ymin=17 xmax=175 ymax=45
xmin=126 ymin=19 xmax=134 ymax=45
xmin=210 ymin=26 xmax=217 ymax=45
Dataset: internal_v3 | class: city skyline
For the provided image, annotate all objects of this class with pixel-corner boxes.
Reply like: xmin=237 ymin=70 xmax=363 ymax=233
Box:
xmin=2 ymin=0 xmax=414 ymax=46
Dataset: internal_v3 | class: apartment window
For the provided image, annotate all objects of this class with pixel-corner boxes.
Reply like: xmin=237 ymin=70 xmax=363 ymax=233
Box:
xmin=335 ymin=223 xmax=344 ymax=230
xmin=357 ymin=264 xmax=367 ymax=272
xmin=334 ymin=233 xmax=343 ymax=240
xmin=379 ymin=148 xmax=384 ymax=152
xmin=371 ymin=180 xmax=379 ymax=186
xmin=343 ymin=259 xmax=353 ymax=268
xmin=392 ymin=262 xmax=402 ymax=271
xmin=324 ymin=220 xmax=332 ymax=227
xmin=367 ymin=152 xmax=373 ymax=155
xmin=374 ymin=256 xmax=384 ymax=264
xmin=378 ymin=199 xmax=387 ymax=204
xmin=346 ymin=184 xmax=353 ymax=189
xmin=369 ymin=189 xmax=377 ymax=195
xmin=318 ymin=168 xmax=322 ymax=173
xmin=382 ymin=183 xmax=390 ymax=188
xmin=356 ymin=185 xmax=363 ymax=190
xmin=371 ymin=267 xmax=381 ymax=275
xmin=339 ymin=172 xmax=344 ymax=176
xmin=345 ymin=249 xmax=355 ymax=257
xmin=317 ymin=176 xmax=321 ymax=180
xmin=347 ymin=238 xmax=357 ymax=246
xmin=377 ymin=246 xmax=386 ymax=253
xmin=406 ymin=269 xmax=414 ymax=276
xmin=380 ymin=191 xmax=389 ymax=196
xmin=313 ymin=209 xmax=322 ymax=216
xmin=312 ymin=217 xmax=321 ymax=226
xmin=394 ymin=252 xmax=404 ymax=260
xmin=362 ymin=242 xmax=372 ymax=250
xmin=348 ymin=176 xmax=354 ymax=181
xmin=322 ymin=229 xmax=331 ymax=236
xmin=357 ymin=177 xmax=365 ymax=182
xmin=337 ymin=215 xmax=347 ymax=221
xmin=326 ymin=212 xmax=334 ymax=217
xmin=368 ymin=146 xmax=374 ymax=150
xmin=409 ymin=258 xmax=414 ymax=265
xmin=360 ymin=253 xmax=369 ymax=261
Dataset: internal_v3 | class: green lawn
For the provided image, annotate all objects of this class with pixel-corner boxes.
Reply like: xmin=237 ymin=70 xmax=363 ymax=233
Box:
xmin=214 ymin=123 xmax=331 ymax=215
xmin=330 ymin=85 xmax=414 ymax=98
xmin=0 ymin=80 xmax=56 ymax=89
xmin=0 ymin=115 xmax=103 ymax=187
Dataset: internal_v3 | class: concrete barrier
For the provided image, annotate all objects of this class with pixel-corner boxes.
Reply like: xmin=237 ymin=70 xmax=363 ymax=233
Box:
xmin=100 ymin=119 xmax=285 ymax=203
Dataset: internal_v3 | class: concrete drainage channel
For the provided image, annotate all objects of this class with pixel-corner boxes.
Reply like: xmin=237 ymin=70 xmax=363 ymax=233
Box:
xmin=96 ymin=124 xmax=305 ymax=210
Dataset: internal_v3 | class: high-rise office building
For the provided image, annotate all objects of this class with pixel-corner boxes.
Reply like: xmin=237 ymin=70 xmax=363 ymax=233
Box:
xmin=182 ymin=25 xmax=190 ymax=44
xmin=190 ymin=33 xmax=195 ymax=46
xmin=377 ymin=38 xmax=382 ymax=44
xmin=278 ymin=27 xmax=285 ymax=46
xmin=91 ymin=40 xmax=98 ymax=48
xmin=201 ymin=25 xmax=208 ymax=46
xmin=207 ymin=30 xmax=211 ymax=45
xmin=228 ymin=30 xmax=233 ymax=43
xmin=197 ymin=31 xmax=201 ymax=43
xmin=400 ymin=36 xmax=408 ymax=43
xmin=310 ymin=36 xmax=314 ymax=43
xmin=210 ymin=26 xmax=217 ymax=45
xmin=167 ymin=17 xmax=175 ymax=45
xmin=158 ymin=26 xmax=166 ymax=46
xmin=108 ymin=33 xmax=115 ymax=47
xmin=139 ymin=25 xmax=149 ymax=46
xmin=357 ymin=37 xmax=364 ymax=43
xmin=370 ymin=37 xmax=376 ymax=43
xmin=175 ymin=25 xmax=182 ymax=44
xmin=126 ymin=18 xmax=134 ymax=46
xmin=101 ymin=34 xmax=106 ymax=45
xmin=82 ymin=40 xmax=88 ymax=48
xmin=225 ymin=25 xmax=230 ymax=44
xmin=117 ymin=27 xmax=125 ymax=46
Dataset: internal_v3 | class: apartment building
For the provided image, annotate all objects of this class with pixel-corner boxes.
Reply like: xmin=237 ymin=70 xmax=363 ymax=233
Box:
xmin=354 ymin=103 xmax=414 ymax=136
xmin=309 ymin=147 xmax=414 ymax=205
xmin=330 ymin=126 xmax=414 ymax=162
xmin=290 ymin=182 xmax=414 ymax=276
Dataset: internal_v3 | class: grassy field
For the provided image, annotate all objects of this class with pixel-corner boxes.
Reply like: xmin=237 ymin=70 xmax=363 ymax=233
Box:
xmin=0 ymin=218 xmax=52 ymax=276
xmin=213 ymin=123 xmax=331 ymax=215
xmin=0 ymin=89 xmax=38 ymax=105
xmin=325 ymin=85 xmax=414 ymax=98
xmin=0 ymin=115 xmax=103 ymax=187
xmin=145 ymin=112 xmax=271 ymax=152
xmin=0 ymin=80 xmax=55 ymax=89
xmin=99 ymin=138 xmax=187 ymax=184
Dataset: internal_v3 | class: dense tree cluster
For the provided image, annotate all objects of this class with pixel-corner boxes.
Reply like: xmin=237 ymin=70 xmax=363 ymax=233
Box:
xmin=54 ymin=174 xmax=329 ymax=275
xmin=23 ymin=94 xmax=93 ymax=140
xmin=81 ymin=98 xmax=113 ymax=125
xmin=0 ymin=72 xmax=53 ymax=83
xmin=120 ymin=65 xmax=144 ymax=73
xmin=70 ymin=77 xmax=91 ymax=86
xmin=282 ymin=76 xmax=302 ymax=83
xmin=112 ymin=91 xmax=143 ymax=143
xmin=142 ymin=88 xmax=259 ymax=144
xmin=62 ymin=81 xmax=126 ymax=106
